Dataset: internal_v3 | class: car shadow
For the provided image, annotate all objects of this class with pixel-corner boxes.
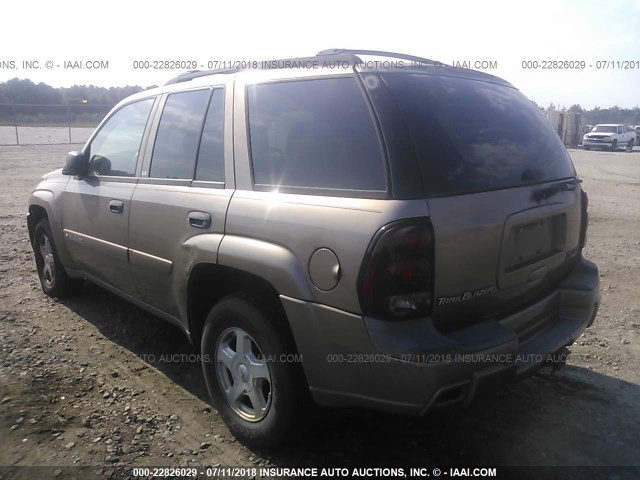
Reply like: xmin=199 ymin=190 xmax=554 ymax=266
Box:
xmin=60 ymin=283 xmax=211 ymax=403
xmin=60 ymin=283 xmax=640 ymax=470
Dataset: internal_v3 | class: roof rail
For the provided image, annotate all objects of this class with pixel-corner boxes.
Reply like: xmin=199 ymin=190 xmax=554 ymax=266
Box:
xmin=165 ymin=68 xmax=239 ymax=85
xmin=316 ymin=48 xmax=445 ymax=66
xmin=165 ymin=53 xmax=364 ymax=85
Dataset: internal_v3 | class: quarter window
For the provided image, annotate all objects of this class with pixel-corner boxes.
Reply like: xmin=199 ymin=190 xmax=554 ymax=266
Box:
xmin=247 ymin=78 xmax=386 ymax=191
xmin=89 ymin=98 xmax=154 ymax=177
xmin=150 ymin=89 xmax=211 ymax=179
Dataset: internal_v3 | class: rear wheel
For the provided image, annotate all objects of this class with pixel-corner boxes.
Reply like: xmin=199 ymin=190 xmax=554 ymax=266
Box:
xmin=33 ymin=219 xmax=79 ymax=298
xmin=201 ymin=294 xmax=307 ymax=449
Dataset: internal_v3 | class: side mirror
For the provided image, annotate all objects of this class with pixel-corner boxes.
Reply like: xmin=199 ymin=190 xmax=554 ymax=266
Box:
xmin=62 ymin=151 xmax=88 ymax=176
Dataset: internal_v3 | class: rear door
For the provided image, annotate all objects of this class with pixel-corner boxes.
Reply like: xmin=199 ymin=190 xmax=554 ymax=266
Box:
xmin=128 ymin=82 xmax=233 ymax=318
xmin=381 ymin=72 xmax=582 ymax=331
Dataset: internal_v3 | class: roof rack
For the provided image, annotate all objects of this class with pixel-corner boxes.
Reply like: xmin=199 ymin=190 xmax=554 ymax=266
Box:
xmin=165 ymin=52 xmax=363 ymax=85
xmin=165 ymin=49 xmax=447 ymax=85
xmin=165 ymin=68 xmax=239 ymax=85
xmin=316 ymin=48 xmax=445 ymax=66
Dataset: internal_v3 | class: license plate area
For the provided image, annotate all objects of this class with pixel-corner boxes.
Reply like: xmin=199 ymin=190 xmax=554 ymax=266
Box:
xmin=498 ymin=208 xmax=567 ymax=289
xmin=505 ymin=216 xmax=564 ymax=272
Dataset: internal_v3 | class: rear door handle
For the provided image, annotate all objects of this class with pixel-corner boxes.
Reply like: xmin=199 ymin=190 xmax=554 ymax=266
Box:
xmin=188 ymin=211 xmax=211 ymax=229
xmin=109 ymin=200 xmax=124 ymax=213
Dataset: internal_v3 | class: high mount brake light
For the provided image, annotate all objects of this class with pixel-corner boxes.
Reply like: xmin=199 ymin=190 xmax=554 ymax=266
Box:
xmin=358 ymin=219 xmax=435 ymax=320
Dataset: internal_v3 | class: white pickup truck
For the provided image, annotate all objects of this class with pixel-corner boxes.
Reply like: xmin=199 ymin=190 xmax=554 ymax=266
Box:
xmin=583 ymin=124 xmax=636 ymax=151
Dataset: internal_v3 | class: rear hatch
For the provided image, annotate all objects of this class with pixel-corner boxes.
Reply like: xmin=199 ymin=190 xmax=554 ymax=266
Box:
xmin=381 ymin=72 xmax=582 ymax=332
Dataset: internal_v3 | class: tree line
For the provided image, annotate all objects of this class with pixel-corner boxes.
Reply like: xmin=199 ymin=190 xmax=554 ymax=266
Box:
xmin=0 ymin=78 xmax=151 ymax=106
xmin=1 ymin=78 xmax=639 ymax=127
xmin=566 ymin=104 xmax=640 ymax=127
xmin=535 ymin=102 xmax=640 ymax=127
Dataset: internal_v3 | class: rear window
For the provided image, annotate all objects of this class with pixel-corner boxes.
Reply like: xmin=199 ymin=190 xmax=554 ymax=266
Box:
xmin=591 ymin=125 xmax=617 ymax=133
xmin=150 ymin=89 xmax=211 ymax=179
xmin=247 ymin=77 xmax=386 ymax=192
xmin=382 ymin=73 xmax=575 ymax=196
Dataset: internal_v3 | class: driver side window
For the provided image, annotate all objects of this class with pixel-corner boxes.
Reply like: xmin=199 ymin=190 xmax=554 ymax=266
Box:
xmin=89 ymin=98 xmax=155 ymax=176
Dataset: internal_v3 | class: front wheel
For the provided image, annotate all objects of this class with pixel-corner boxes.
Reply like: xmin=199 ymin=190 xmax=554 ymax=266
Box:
xmin=610 ymin=140 xmax=618 ymax=151
xmin=627 ymin=140 xmax=634 ymax=152
xmin=201 ymin=294 xmax=307 ymax=449
xmin=33 ymin=219 xmax=79 ymax=298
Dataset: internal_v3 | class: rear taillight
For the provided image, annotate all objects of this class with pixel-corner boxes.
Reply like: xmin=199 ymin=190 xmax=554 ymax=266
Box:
xmin=358 ymin=219 xmax=435 ymax=320
xmin=579 ymin=189 xmax=589 ymax=249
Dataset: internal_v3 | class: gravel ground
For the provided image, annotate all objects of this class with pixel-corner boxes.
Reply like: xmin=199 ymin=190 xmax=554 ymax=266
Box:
xmin=0 ymin=144 xmax=638 ymax=479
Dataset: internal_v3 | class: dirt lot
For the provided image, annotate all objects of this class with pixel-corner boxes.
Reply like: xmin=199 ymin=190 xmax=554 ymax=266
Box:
xmin=0 ymin=144 xmax=639 ymax=479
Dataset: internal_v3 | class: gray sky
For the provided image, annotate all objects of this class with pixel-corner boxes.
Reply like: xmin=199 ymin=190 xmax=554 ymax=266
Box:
xmin=1 ymin=0 xmax=639 ymax=109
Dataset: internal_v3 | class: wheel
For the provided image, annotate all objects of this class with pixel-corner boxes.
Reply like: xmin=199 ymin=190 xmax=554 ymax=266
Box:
xmin=584 ymin=146 xmax=590 ymax=151
xmin=627 ymin=140 xmax=634 ymax=152
xmin=201 ymin=294 xmax=307 ymax=449
xmin=33 ymin=218 xmax=79 ymax=298
xmin=610 ymin=140 xmax=617 ymax=151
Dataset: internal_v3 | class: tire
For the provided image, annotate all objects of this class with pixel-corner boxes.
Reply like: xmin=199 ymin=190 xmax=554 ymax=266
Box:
xmin=610 ymin=140 xmax=617 ymax=151
xmin=584 ymin=146 xmax=590 ymax=151
xmin=627 ymin=140 xmax=634 ymax=152
xmin=201 ymin=294 xmax=307 ymax=449
xmin=33 ymin=218 xmax=79 ymax=298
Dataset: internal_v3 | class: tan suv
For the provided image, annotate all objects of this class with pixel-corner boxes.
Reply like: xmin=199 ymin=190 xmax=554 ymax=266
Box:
xmin=28 ymin=49 xmax=600 ymax=448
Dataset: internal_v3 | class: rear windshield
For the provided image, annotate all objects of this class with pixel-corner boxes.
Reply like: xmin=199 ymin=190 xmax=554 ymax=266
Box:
xmin=591 ymin=125 xmax=617 ymax=133
xmin=382 ymin=73 xmax=575 ymax=196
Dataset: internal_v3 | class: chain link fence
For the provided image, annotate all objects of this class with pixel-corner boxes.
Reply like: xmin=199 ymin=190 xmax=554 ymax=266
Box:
xmin=0 ymin=103 xmax=113 ymax=145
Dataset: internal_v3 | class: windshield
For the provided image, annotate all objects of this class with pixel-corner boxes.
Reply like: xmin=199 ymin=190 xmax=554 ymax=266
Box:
xmin=382 ymin=73 xmax=576 ymax=196
xmin=591 ymin=125 xmax=617 ymax=133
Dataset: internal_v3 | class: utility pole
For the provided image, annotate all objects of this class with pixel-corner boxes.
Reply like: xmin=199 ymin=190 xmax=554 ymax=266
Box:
xmin=67 ymin=102 xmax=72 ymax=144
xmin=11 ymin=103 xmax=19 ymax=145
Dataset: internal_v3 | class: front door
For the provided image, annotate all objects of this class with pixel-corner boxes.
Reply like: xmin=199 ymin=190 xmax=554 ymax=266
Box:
xmin=62 ymin=97 xmax=156 ymax=296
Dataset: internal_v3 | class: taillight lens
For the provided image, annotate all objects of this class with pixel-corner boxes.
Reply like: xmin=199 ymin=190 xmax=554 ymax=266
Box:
xmin=579 ymin=189 xmax=588 ymax=249
xmin=358 ymin=219 xmax=435 ymax=320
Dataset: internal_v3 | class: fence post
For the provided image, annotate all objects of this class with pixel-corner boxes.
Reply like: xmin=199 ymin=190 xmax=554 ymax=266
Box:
xmin=11 ymin=103 xmax=19 ymax=145
xmin=67 ymin=102 xmax=72 ymax=144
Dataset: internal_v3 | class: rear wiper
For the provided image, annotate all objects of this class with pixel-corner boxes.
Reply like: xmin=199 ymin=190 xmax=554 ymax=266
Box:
xmin=531 ymin=178 xmax=581 ymax=202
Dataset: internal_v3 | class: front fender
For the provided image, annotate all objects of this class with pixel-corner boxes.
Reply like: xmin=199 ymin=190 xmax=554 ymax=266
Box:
xmin=29 ymin=189 xmax=75 ymax=268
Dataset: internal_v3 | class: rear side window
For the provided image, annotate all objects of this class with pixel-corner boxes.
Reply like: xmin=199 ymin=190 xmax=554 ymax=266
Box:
xmin=382 ymin=73 xmax=575 ymax=196
xmin=150 ymin=89 xmax=211 ymax=179
xmin=195 ymin=89 xmax=225 ymax=182
xmin=247 ymin=78 xmax=386 ymax=191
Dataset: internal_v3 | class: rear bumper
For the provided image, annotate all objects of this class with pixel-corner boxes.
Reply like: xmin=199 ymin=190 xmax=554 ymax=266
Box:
xmin=282 ymin=256 xmax=600 ymax=414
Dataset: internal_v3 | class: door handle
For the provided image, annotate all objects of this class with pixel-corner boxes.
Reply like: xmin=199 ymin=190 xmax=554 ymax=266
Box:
xmin=188 ymin=211 xmax=211 ymax=229
xmin=109 ymin=200 xmax=124 ymax=213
